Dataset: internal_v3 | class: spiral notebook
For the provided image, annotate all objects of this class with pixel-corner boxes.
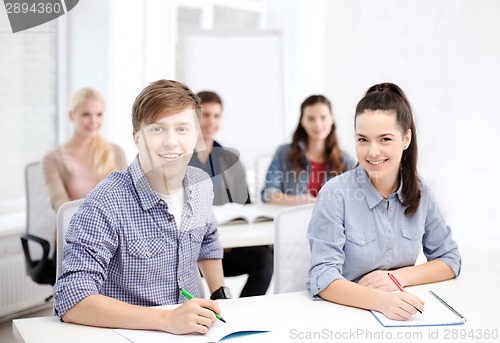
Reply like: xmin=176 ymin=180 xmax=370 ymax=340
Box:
xmin=371 ymin=290 xmax=466 ymax=327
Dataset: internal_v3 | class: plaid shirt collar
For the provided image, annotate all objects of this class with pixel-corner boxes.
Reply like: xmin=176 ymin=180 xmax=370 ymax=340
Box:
xmin=129 ymin=156 xmax=199 ymax=213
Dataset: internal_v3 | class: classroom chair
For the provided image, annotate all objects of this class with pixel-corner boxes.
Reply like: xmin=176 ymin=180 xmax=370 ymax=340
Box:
xmin=273 ymin=204 xmax=314 ymax=293
xmin=250 ymin=153 xmax=273 ymax=203
xmin=20 ymin=161 xmax=56 ymax=286
xmin=56 ymin=198 xmax=84 ymax=278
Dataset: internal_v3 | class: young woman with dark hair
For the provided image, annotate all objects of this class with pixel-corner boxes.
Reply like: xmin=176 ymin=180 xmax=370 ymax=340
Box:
xmin=307 ymin=83 xmax=461 ymax=321
xmin=261 ymin=95 xmax=355 ymax=205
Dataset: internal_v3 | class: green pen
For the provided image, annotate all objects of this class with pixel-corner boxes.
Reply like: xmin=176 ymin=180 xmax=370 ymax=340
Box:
xmin=180 ymin=288 xmax=226 ymax=323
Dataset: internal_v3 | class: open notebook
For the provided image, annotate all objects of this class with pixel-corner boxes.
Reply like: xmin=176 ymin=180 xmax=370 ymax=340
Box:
xmin=114 ymin=319 xmax=270 ymax=343
xmin=371 ymin=290 xmax=466 ymax=327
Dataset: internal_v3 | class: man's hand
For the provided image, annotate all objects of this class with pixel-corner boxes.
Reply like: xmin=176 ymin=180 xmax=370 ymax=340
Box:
xmin=161 ymin=298 xmax=221 ymax=334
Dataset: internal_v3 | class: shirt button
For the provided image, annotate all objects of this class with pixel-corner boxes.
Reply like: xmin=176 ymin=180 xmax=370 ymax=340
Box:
xmin=388 ymin=249 xmax=393 ymax=254
xmin=168 ymin=216 xmax=173 ymax=222
xmin=389 ymin=207 xmax=393 ymax=211
xmin=146 ymin=252 xmax=151 ymax=257
xmin=159 ymin=200 xmax=165 ymax=205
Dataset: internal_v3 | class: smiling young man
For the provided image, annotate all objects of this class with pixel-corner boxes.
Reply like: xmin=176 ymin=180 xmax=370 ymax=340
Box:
xmin=189 ymin=91 xmax=250 ymax=205
xmin=53 ymin=80 xmax=227 ymax=335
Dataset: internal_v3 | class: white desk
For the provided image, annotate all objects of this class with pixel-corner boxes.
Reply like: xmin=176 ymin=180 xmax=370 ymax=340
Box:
xmin=215 ymin=203 xmax=285 ymax=248
xmin=12 ymin=219 xmax=276 ymax=342
xmin=13 ymin=270 xmax=500 ymax=343
xmin=217 ymin=220 xmax=274 ymax=248
xmin=14 ymin=228 xmax=500 ymax=342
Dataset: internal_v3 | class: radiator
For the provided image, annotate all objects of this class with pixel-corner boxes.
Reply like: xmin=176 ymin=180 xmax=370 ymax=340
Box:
xmin=0 ymin=253 xmax=53 ymax=318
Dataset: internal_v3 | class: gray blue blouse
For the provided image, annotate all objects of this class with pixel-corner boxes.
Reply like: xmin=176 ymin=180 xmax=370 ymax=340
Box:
xmin=307 ymin=165 xmax=461 ymax=296
xmin=261 ymin=143 xmax=356 ymax=203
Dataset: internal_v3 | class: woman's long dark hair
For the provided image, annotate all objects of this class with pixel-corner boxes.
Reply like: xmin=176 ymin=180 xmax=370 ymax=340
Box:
xmin=355 ymin=83 xmax=420 ymax=216
xmin=289 ymin=95 xmax=347 ymax=177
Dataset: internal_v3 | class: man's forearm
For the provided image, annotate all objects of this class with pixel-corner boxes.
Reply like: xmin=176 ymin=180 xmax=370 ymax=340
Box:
xmin=198 ymin=259 xmax=225 ymax=293
xmin=62 ymin=294 xmax=166 ymax=331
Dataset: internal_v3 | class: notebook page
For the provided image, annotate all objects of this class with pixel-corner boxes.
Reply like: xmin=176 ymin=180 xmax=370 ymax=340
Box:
xmin=371 ymin=290 xmax=466 ymax=327
xmin=114 ymin=319 xmax=270 ymax=343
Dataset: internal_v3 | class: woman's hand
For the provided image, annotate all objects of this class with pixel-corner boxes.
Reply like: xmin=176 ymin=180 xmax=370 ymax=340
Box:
xmin=358 ymin=270 xmax=399 ymax=291
xmin=379 ymin=291 xmax=425 ymax=321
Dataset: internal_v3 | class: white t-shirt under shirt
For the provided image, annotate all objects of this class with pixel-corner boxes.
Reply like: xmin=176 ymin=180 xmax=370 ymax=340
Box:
xmin=156 ymin=188 xmax=184 ymax=231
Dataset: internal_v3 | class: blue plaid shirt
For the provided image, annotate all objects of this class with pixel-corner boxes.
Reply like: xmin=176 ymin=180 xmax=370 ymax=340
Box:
xmin=53 ymin=158 xmax=223 ymax=318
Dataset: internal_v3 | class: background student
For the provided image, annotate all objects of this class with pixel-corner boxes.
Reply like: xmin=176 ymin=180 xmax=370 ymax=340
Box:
xmin=42 ymin=88 xmax=127 ymax=212
xmin=261 ymin=95 xmax=355 ymax=205
xmin=307 ymin=83 xmax=461 ymax=321
xmin=53 ymin=80 xmax=227 ymax=335
xmin=189 ymin=91 xmax=250 ymax=205
xmin=189 ymin=91 xmax=273 ymax=297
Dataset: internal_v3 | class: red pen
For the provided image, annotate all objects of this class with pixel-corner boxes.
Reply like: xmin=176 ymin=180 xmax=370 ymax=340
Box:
xmin=387 ymin=273 xmax=422 ymax=314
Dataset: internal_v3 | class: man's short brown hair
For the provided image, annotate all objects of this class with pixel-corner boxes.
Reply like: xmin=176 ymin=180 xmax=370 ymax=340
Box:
xmin=132 ymin=80 xmax=201 ymax=132
xmin=197 ymin=91 xmax=223 ymax=108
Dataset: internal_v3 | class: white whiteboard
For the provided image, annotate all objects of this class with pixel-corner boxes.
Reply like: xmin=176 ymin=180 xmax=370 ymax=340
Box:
xmin=183 ymin=31 xmax=284 ymax=168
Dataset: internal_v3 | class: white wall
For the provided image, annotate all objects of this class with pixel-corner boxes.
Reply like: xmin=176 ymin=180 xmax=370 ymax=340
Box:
xmin=58 ymin=0 xmax=109 ymax=143
xmin=60 ymin=0 xmax=175 ymax=162
xmin=267 ymin=0 xmax=330 ymax=138
xmin=184 ymin=31 xmax=285 ymax=168
xmin=60 ymin=0 xmax=500 ymax=240
xmin=321 ymin=0 xmax=500 ymax=241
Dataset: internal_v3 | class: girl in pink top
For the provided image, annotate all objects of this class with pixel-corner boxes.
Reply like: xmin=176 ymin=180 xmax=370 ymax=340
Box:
xmin=43 ymin=88 xmax=127 ymax=211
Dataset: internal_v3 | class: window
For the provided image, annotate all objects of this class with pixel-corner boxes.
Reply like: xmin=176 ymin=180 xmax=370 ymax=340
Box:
xmin=174 ymin=0 xmax=266 ymax=82
xmin=213 ymin=6 xmax=261 ymax=29
xmin=176 ymin=7 xmax=203 ymax=83
xmin=0 ymin=11 xmax=58 ymax=208
xmin=171 ymin=1 xmax=270 ymax=203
